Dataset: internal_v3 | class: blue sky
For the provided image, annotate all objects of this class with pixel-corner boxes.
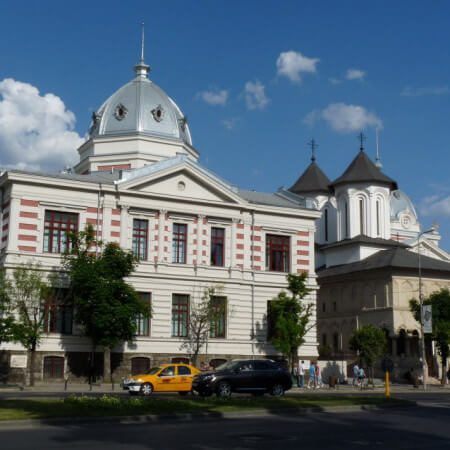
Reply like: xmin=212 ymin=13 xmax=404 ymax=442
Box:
xmin=0 ymin=1 xmax=449 ymax=250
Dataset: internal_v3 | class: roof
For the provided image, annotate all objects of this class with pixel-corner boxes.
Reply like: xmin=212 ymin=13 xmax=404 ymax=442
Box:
xmin=87 ymin=57 xmax=192 ymax=146
xmin=330 ymin=150 xmax=397 ymax=190
xmin=289 ymin=161 xmax=331 ymax=195
xmin=319 ymin=234 xmax=409 ymax=251
xmin=317 ymin=246 xmax=450 ymax=278
xmin=237 ymin=189 xmax=309 ymax=209
xmin=6 ymin=169 xmax=119 ymax=185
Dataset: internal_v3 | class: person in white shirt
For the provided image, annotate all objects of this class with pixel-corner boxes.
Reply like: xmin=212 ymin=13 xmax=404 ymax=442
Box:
xmin=298 ymin=360 xmax=305 ymax=388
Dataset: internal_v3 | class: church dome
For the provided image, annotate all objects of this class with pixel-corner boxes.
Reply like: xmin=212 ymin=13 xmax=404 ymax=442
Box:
xmin=390 ymin=189 xmax=418 ymax=220
xmin=88 ymin=59 xmax=192 ymax=146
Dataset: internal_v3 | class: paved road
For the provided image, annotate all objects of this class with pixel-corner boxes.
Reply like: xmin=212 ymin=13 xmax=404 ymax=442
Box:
xmin=1 ymin=401 xmax=450 ymax=450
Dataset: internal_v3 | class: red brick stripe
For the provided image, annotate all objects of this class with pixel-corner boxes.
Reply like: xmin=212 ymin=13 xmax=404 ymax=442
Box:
xmin=236 ymin=243 xmax=244 ymax=250
xmin=297 ymin=231 xmax=309 ymax=236
xmin=110 ymin=231 xmax=120 ymax=237
xmin=111 ymin=220 xmax=120 ymax=227
xmin=297 ymin=250 xmax=309 ymax=256
xmin=112 ymin=209 xmax=120 ymax=215
xmin=20 ymin=211 xmax=37 ymax=219
xmin=19 ymin=223 xmax=37 ymax=230
xmin=18 ymin=234 xmax=37 ymax=241
xmin=20 ymin=199 xmax=39 ymax=207
xmin=86 ymin=207 xmax=98 ymax=213
xmin=297 ymin=259 xmax=309 ymax=265
xmin=297 ymin=240 xmax=309 ymax=246
xmin=18 ymin=246 xmax=36 ymax=252
xmin=237 ymin=224 xmax=244 ymax=229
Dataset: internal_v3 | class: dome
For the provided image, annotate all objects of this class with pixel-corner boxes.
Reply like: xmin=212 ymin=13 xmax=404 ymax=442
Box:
xmin=390 ymin=189 xmax=418 ymax=220
xmin=88 ymin=60 xmax=192 ymax=146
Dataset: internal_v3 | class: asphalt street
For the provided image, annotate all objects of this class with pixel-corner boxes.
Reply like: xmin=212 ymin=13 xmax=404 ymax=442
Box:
xmin=0 ymin=394 xmax=449 ymax=450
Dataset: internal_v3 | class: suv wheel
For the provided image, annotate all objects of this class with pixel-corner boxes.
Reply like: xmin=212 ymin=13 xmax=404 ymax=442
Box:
xmin=270 ymin=383 xmax=284 ymax=397
xmin=141 ymin=383 xmax=153 ymax=396
xmin=216 ymin=381 xmax=232 ymax=397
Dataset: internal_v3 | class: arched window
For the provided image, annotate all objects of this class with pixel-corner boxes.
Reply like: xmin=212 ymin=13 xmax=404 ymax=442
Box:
xmin=397 ymin=329 xmax=407 ymax=356
xmin=344 ymin=202 xmax=349 ymax=237
xmin=43 ymin=356 xmax=64 ymax=379
xmin=376 ymin=200 xmax=381 ymax=237
xmin=324 ymin=208 xmax=329 ymax=242
xmin=131 ymin=357 xmax=151 ymax=376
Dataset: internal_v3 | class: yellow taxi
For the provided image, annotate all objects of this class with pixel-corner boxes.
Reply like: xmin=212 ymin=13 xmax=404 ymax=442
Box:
xmin=122 ymin=363 xmax=201 ymax=396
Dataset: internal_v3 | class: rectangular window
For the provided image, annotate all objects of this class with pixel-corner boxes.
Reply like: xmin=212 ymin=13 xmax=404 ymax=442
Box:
xmin=172 ymin=294 xmax=189 ymax=337
xmin=40 ymin=289 xmax=72 ymax=334
xmin=265 ymin=234 xmax=290 ymax=272
xmin=43 ymin=211 xmax=78 ymax=253
xmin=359 ymin=199 xmax=364 ymax=235
xmin=132 ymin=219 xmax=148 ymax=260
xmin=135 ymin=293 xmax=151 ymax=336
xmin=172 ymin=223 xmax=187 ymax=263
xmin=211 ymin=227 xmax=225 ymax=266
xmin=210 ymin=296 xmax=226 ymax=338
xmin=376 ymin=201 xmax=381 ymax=236
xmin=345 ymin=202 xmax=349 ymax=237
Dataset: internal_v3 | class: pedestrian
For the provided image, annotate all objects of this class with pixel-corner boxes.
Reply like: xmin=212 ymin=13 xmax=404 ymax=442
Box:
xmin=298 ymin=360 xmax=305 ymax=388
xmin=315 ymin=363 xmax=322 ymax=389
xmin=308 ymin=362 xmax=316 ymax=389
xmin=352 ymin=363 xmax=359 ymax=386
xmin=358 ymin=366 xmax=365 ymax=389
xmin=200 ymin=362 xmax=208 ymax=372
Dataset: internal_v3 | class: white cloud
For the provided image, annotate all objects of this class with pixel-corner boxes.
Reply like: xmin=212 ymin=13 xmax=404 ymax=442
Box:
xmin=0 ymin=78 xmax=83 ymax=171
xmin=345 ymin=68 xmax=365 ymax=80
xmin=276 ymin=50 xmax=319 ymax=83
xmin=222 ymin=117 xmax=239 ymax=130
xmin=304 ymin=103 xmax=382 ymax=133
xmin=196 ymin=88 xmax=229 ymax=106
xmin=245 ymin=80 xmax=269 ymax=110
xmin=328 ymin=77 xmax=341 ymax=85
xmin=419 ymin=194 xmax=450 ymax=217
xmin=401 ymin=85 xmax=449 ymax=97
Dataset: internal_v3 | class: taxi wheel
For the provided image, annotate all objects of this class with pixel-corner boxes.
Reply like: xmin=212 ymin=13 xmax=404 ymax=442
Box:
xmin=178 ymin=391 xmax=189 ymax=396
xmin=216 ymin=381 xmax=232 ymax=398
xmin=141 ymin=383 xmax=153 ymax=396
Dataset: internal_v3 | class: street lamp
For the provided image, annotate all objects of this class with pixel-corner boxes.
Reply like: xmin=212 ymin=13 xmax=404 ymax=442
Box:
xmin=417 ymin=222 xmax=438 ymax=391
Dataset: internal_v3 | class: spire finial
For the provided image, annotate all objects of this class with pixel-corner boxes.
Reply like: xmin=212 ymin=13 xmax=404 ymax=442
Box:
xmin=134 ymin=21 xmax=150 ymax=79
xmin=308 ymin=138 xmax=318 ymax=162
xmin=375 ymin=127 xmax=383 ymax=169
xmin=140 ymin=22 xmax=145 ymax=64
xmin=358 ymin=131 xmax=366 ymax=152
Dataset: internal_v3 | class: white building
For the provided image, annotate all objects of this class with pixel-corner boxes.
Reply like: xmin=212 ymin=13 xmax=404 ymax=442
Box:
xmin=289 ymin=145 xmax=450 ymax=380
xmin=0 ymin=52 xmax=320 ymax=383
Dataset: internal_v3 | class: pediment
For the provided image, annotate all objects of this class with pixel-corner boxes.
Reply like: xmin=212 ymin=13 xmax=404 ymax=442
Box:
xmin=117 ymin=163 xmax=243 ymax=204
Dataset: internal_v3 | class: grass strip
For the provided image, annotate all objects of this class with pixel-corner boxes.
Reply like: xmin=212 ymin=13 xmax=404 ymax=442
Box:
xmin=0 ymin=395 xmax=409 ymax=421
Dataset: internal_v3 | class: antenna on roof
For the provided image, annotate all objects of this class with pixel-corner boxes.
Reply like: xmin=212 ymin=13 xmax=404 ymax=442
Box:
xmin=375 ymin=126 xmax=383 ymax=170
xmin=308 ymin=138 xmax=318 ymax=162
xmin=134 ymin=22 xmax=150 ymax=79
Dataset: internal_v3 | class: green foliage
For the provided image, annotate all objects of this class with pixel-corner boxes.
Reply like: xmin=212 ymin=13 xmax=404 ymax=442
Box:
xmin=349 ymin=324 xmax=386 ymax=374
xmin=64 ymin=225 xmax=150 ymax=350
xmin=181 ymin=285 xmax=225 ymax=367
xmin=269 ymin=273 xmax=313 ymax=371
xmin=410 ymin=288 xmax=450 ymax=374
xmin=0 ymin=269 xmax=15 ymax=345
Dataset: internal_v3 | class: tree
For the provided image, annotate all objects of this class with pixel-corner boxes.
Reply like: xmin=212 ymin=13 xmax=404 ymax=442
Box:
xmin=4 ymin=264 xmax=52 ymax=386
xmin=180 ymin=285 xmax=225 ymax=367
xmin=410 ymin=288 xmax=450 ymax=384
xmin=269 ymin=273 xmax=313 ymax=372
xmin=0 ymin=269 xmax=15 ymax=346
xmin=349 ymin=324 xmax=386 ymax=381
xmin=64 ymin=225 xmax=150 ymax=383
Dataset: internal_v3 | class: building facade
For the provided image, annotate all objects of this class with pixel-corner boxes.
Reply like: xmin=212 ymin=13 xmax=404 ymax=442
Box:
xmin=290 ymin=145 xmax=450 ymax=380
xmin=0 ymin=54 xmax=320 ymax=383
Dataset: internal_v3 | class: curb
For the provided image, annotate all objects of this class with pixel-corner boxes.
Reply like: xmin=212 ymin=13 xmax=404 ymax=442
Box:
xmin=0 ymin=401 xmax=416 ymax=429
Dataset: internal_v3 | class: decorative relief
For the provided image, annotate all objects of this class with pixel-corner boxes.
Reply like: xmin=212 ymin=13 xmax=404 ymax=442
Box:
xmin=151 ymin=104 xmax=165 ymax=122
xmin=114 ymin=103 xmax=128 ymax=121
xmin=178 ymin=116 xmax=188 ymax=131
xmin=177 ymin=181 xmax=186 ymax=192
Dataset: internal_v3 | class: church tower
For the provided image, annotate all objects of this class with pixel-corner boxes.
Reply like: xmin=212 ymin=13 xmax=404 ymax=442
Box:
xmin=329 ymin=136 xmax=397 ymax=242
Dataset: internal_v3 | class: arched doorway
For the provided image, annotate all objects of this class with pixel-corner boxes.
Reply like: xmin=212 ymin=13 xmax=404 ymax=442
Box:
xmin=131 ymin=357 xmax=151 ymax=376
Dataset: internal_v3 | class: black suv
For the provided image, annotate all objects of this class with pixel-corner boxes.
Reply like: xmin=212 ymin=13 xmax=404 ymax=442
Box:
xmin=192 ymin=359 xmax=292 ymax=397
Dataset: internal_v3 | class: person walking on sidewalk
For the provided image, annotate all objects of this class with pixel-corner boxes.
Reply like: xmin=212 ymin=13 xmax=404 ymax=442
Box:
xmin=352 ymin=363 xmax=359 ymax=387
xmin=298 ymin=360 xmax=305 ymax=388
xmin=308 ymin=362 xmax=316 ymax=389
xmin=315 ymin=363 xmax=322 ymax=389
xmin=358 ymin=366 xmax=365 ymax=389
